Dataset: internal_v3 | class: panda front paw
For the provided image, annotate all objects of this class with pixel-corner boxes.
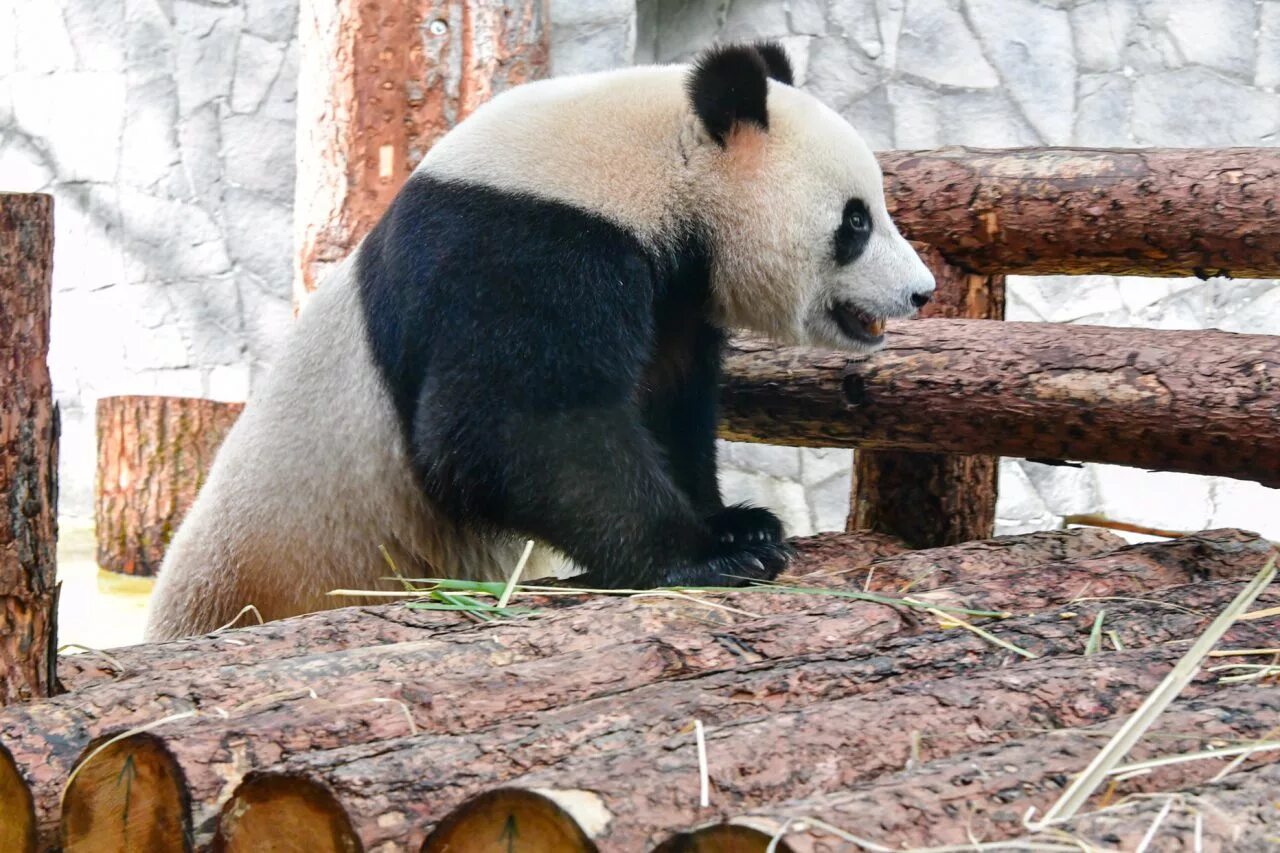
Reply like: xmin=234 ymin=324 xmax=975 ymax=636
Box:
xmin=657 ymin=506 xmax=792 ymax=588
xmin=658 ymin=539 xmax=793 ymax=588
xmin=709 ymin=503 xmax=786 ymax=548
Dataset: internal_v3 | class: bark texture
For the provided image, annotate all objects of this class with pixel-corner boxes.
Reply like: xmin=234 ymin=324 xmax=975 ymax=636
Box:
xmin=94 ymin=396 xmax=243 ymax=576
xmin=0 ymin=193 xmax=58 ymax=706
xmin=722 ymin=320 xmax=1280 ymax=486
xmin=295 ymin=0 xmax=550 ymax=302
xmin=880 ymin=147 xmax=1280 ymax=277
xmin=59 ymin=528 xmax=1126 ymax=691
xmin=59 ymin=578 xmax=1277 ymax=849
xmin=738 ymin=687 xmax=1280 ymax=851
xmin=9 ymin=529 xmax=1271 ymax=849
xmin=850 ymin=245 xmax=1005 ymax=547
xmin=211 ymin=642 xmax=1278 ymax=850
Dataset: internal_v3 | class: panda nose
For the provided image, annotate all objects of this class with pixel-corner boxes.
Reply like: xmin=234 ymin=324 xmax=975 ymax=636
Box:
xmin=910 ymin=291 xmax=932 ymax=309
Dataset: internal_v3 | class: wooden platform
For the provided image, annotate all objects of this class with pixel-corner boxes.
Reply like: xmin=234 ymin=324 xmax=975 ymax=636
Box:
xmin=2 ymin=526 xmax=1277 ymax=851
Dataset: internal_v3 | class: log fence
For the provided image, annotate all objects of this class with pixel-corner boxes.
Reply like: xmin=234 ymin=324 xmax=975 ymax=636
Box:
xmin=821 ymin=145 xmax=1280 ymax=546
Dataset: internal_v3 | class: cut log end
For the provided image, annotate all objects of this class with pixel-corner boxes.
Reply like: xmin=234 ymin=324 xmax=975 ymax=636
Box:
xmin=422 ymin=788 xmax=598 ymax=852
xmin=61 ymin=733 xmax=188 ymax=853
xmin=652 ymin=825 xmax=792 ymax=852
xmin=0 ymin=742 xmax=36 ymax=853
xmin=212 ymin=773 xmax=360 ymax=853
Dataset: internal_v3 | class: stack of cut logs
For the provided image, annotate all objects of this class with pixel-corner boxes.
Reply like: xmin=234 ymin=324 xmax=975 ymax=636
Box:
xmin=2 ymin=526 xmax=1277 ymax=851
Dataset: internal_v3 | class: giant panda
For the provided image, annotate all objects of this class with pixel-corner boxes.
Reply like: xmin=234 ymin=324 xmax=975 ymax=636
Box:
xmin=145 ymin=41 xmax=936 ymax=641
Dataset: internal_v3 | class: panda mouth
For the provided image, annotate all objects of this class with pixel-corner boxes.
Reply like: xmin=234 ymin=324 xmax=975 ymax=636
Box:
xmin=830 ymin=302 xmax=887 ymax=344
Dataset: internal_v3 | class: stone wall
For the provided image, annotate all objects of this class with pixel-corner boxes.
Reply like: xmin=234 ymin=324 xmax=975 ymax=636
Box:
xmin=4 ymin=0 xmax=1279 ymax=540
xmin=639 ymin=0 xmax=1280 ymax=540
xmin=1 ymin=0 xmax=298 ymax=516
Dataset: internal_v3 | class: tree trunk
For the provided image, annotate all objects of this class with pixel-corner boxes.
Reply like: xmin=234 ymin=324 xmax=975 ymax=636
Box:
xmin=295 ymin=0 xmax=550 ymax=303
xmin=737 ymin=687 xmax=1280 ymax=851
xmin=879 ymin=147 xmax=1280 ymax=278
xmin=94 ymin=396 xmax=243 ymax=576
xmin=849 ymin=246 xmax=1005 ymax=547
xmin=721 ymin=321 xmax=1280 ymax=486
xmin=0 ymin=193 xmax=58 ymax=707
xmin=9 ymin=529 xmax=1273 ymax=848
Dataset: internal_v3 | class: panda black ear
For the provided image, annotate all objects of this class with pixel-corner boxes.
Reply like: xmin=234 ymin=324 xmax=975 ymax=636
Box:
xmin=753 ymin=41 xmax=794 ymax=86
xmin=686 ymin=43 xmax=773 ymax=147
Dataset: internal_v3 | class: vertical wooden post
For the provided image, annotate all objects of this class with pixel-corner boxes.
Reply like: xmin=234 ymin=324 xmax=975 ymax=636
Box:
xmin=848 ymin=246 xmax=1006 ymax=547
xmin=95 ymin=397 xmax=245 ymax=577
xmin=0 ymin=193 xmax=59 ymax=705
xmin=295 ymin=0 xmax=551 ymax=304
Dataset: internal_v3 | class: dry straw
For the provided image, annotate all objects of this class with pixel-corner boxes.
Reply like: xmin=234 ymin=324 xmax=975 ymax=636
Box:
xmin=1031 ymin=552 xmax=1277 ymax=827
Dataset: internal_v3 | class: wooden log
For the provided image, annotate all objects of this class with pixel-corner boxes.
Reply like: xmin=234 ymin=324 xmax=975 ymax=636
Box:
xmin=853 ymin=526 xmax=1256 ymax=593
xmin=12 ymin=530 xmax=1268 ymax=847
xmin=653 ymin=825 xmax=783 ymax=853
xmin=0 ymin=193 xmax=58 ymax=706
xmin=208 ymin=641 xmax=1273 ymax=850
xmin=57 ymin=528 xmax=1126 ymax=691
xmin=0 ymin=742 xmax=35 ymax=853
xmin=51 ymin=575 xmax=1279 ymax=850
xmin=721 ymin=321 xmax=1280 ymax=486
xmin=733 ymin=686 xmax=1280 ymax=850
xmin=850 ymin=245 xmax=1005 ymax=547
xmin=61 ymin=734 xmax=187 ymax=853
xmin=880 ymin=147 xmax=1280 ymax=277
xmin=209 ymin=773 xmax=360 ymax=853
xmin=1048 ymin=763 xmax=1280 ymax=851
xmin=94 ymin=396 xmax=243 ymax=576
xmin=295 ymin=0 xmax=550 ymax=302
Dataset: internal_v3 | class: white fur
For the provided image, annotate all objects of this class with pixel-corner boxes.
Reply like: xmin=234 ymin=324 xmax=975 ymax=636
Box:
xmin=422 ymin=64 xmax=935 ymax=348
xmin=145 ymin=261 xmax=566 ymax=640
xmin=147 ymin=61 xmax=932 ymax=639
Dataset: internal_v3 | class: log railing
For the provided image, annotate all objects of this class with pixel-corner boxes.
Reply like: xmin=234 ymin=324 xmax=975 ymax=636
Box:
xmin=721 ymin=323 xmax=1280 ymax=487
xmin=881 ymin=147 xmax=1280 ymax=278
xmin=732 ymin=146 xmax=1280 ymax=547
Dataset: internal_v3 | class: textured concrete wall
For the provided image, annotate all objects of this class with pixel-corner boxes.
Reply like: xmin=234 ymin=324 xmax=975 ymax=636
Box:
xmin=639 ymin=0 xmax=1280 ymax=540
xmin=1 ymin=0 xmax=298 ymax=517
xmin=5 ymin=0 xmax=1279 ymax=540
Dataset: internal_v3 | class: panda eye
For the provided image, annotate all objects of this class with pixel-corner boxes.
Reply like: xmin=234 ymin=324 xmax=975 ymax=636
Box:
xmin=834 ymin=198 xmax=872 ymax=265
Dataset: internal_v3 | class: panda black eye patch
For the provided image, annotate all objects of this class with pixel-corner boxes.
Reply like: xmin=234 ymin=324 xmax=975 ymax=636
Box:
xmin=834 ymin=198 xmax=872 ymax=265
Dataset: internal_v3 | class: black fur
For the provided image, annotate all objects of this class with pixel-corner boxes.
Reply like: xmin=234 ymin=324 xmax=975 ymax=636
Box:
xmin=357 ymin=175 xmax=790 ymax=589
xmin=687 ymin=43 xmax=773 ymax=146
xmin=753 ymin=40 xmax=795 ymax=86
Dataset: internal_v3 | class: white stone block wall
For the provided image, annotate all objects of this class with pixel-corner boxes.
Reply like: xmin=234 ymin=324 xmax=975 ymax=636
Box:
xmin=1 ymin=0 xmax=298 ymax=517
xmin=4 ymin=0 xmax=1279 ymax=541
xmin=638 ymin=0 xmax=1280 ymax=540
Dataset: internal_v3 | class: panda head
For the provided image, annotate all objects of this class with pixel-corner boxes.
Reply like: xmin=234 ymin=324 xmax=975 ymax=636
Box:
xmin=683 ymin=42 xmax=935 ymax=352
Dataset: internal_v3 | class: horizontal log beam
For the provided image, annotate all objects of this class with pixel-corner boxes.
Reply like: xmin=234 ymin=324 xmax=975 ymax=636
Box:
xmin=880 ymin=147 xmax=1280 ymax=277
xmin=737 ymin=687 xmax=1280 ymax=850
xmin=720 ymin=321 xmax=1280 ymax=486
